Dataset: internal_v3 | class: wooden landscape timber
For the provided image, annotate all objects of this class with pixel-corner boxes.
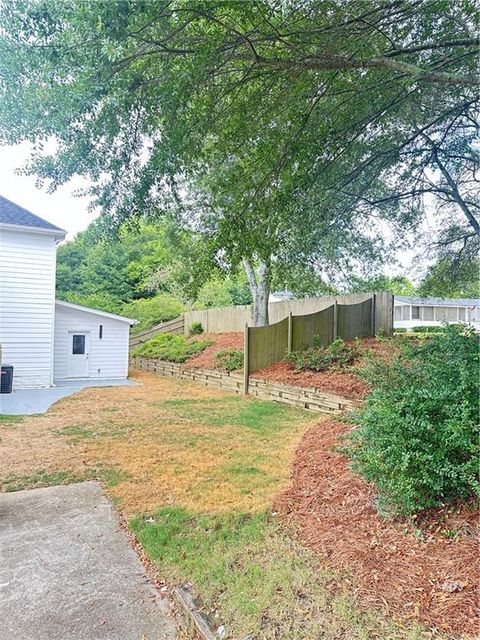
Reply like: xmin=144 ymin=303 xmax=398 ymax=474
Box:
xmin=130 ymin=357 xmax=359 ymax=415
xmin=173 ymin=586 xmax=216 ymax=640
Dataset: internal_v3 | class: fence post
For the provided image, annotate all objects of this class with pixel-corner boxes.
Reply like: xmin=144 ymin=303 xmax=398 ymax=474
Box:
xmin=371 ymin=292 xmax=376 ymax=336
xmin=243 ymin=322 xmax=249 ymax=396
xmin=333 ymin=300 xmax=338 ymax=340
xmin=287 ymin=311 xmax=293 ymax=353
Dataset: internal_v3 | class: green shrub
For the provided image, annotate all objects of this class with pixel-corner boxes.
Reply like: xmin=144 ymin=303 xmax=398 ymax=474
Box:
xmin=393 ymin=328 xmax=407 ymax=334
xmin=412 ymin=325 xmax=447 ymax=333
xmin=131 ymin=333 xmax=212 ymax=362
xmin=286 ymin=338 xmax=358 ymax=372
xmin=345 ymin=325 xmax=480 ymax=515
xmin=214 ymin=348 xmax=244 ymax=372
xmin=123 ymin=294 xmax=185 ymax=333
xmin=189 ymin=321 xmax=204 ymax=335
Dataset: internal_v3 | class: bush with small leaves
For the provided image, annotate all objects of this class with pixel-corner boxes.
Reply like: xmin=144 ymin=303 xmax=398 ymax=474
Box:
xmin=214 ymin=348 xmax=244 ymax=372
xmin=286 ymin=338 xmax=358 ymax=373
xmin=344 ymin=324 xmax=480 ymax=516
xmin=189 ymin=321 xmax=204 ymax=335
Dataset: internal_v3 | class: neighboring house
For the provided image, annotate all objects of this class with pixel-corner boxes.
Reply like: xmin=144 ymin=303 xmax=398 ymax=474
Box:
xmin=0 ymin=195 xmax=136 ymax=389
xmin=394 ymin=295 xmax=480 ymax=330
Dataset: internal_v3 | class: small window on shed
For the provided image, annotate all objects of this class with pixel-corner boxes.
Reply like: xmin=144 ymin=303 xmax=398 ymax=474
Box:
xmin=412 ymin=306 xmax=421 ymax=320
xmin=401 ymin=305 xmax=410 ymax=321
xmin=458 ymin=307 xmax=466 ymax=321
xmin=99 ymin=325 xmax=103 ymax=339
xmin=435 ymin=307 xmax=448 ymax=321
xmin=394 ymin=306 xmax=402 ymax=321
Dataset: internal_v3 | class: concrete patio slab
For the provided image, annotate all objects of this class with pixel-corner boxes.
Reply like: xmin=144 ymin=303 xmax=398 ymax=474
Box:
xmin=0 ymin=378 xmax=138 ymax=415
xmin=0 ymin=482 xmax=177 ymax=640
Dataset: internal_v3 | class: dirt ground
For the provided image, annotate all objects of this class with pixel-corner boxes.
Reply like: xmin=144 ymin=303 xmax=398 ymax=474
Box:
xmin=186 ymin=332 xmax=244 ymax=368
xmin=276 ymin=419 xmax=479 ymax=638
xmin=251 ymin=361 xmax=368 ymax=398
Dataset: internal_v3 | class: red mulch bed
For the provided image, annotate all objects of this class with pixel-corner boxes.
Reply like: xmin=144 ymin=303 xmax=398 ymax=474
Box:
xmin=250 ymin=336 xmax=395 ymax=399
xmin=186 ymin=332 xmax=244 ymax=369
xmin=275 ymin=420 xmax=479 ymax=637
xmin=186 ymin=335 xmax=400 ymax=398
xmin=251 ymin=361 xmax=368 ymax=399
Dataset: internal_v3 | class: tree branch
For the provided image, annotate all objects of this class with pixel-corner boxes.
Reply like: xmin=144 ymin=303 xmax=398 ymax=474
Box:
xmin=251 ymin=53 xmax=479 ymax=86
xmin=427 ymin=142 xmax=480 ymax=236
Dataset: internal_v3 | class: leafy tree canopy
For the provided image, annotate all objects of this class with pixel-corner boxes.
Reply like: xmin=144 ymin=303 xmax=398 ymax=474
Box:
xmin=56 ymin=218 xmax=218 ymax=306
xmin=1 ymin=0 xmax=478 ymax=322
xmin=418 ymin=256 xmax=480 ymax=298
xmin=348 ymin=275 xmax=417 ymax=296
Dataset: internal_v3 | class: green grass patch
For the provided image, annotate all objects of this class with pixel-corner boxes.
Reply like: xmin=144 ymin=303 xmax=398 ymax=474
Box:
xmin=53 ymin=425 xmax=95 ymax=442
xmin=131 ymin=332 xmax=213 ymax=363
xmin=2 ymin=468 xmax=97 ymax=492
xmin=226 ymin=464 xmax=264 ymax=476
xmin=130 ymin=507 xmax=427 ymax=640
xmin=162 ymin=395 xmax=306 ymax=433
xmin=0 ymin=414 xmax=25 ymax=423
xmin=99 ymin=466 xmax=131 ymax=488
xmin=54 ymin=420 xmax=138 ymax=443
xmin=2 ymin=465 xmax=130 ymax=492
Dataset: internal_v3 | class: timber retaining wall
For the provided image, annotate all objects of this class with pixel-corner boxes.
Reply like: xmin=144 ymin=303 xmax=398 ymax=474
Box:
xmin=130 ymin=357 xmax=359 ymax=415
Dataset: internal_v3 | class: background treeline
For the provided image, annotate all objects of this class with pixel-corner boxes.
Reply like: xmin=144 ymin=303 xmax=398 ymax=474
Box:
xmin=56 ymin=219 xmax=479 ymax=333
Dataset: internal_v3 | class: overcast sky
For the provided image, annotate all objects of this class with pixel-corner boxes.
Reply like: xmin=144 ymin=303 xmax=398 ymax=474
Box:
xmin=0 ymin=142 xmax=98 ymax=241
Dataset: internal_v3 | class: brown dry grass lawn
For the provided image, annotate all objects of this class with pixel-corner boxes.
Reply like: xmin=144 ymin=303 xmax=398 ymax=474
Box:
xmin=0 ymin=371 xmax=318 ymax=516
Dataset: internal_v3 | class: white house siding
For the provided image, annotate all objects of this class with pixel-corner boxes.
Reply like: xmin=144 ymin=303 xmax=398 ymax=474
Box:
xmin=53 ymin=304 xmax=130 ymax=380
xmin=0 ymin=228 xmax=57 ymax=388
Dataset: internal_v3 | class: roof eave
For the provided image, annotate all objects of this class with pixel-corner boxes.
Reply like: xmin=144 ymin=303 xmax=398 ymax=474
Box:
xmin=55 ymin=299 xmax=138 ymax=324
xmin=0 ymin=221 xmax=66 ymax=239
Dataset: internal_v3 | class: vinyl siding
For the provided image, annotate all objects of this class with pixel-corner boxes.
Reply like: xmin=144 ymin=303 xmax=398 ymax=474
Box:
xmin=0 ymin=228 xmax=56 ymax=388
xmin=54 ymin=305 xmax=130 ymax=380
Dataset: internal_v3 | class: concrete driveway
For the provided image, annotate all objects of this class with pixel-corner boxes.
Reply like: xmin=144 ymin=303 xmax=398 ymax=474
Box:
xmin=0 ymin=482 xmax=176 ymax=640
xmin=0 ymin=379 xmax=138 ymax=415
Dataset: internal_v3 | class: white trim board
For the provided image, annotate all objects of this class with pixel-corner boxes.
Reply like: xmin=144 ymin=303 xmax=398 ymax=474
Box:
xmin=55 ymin=300 xmax=137 ymax=325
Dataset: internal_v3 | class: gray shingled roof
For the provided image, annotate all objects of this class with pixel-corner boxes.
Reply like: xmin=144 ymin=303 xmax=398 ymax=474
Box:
xmin=0 ymin=195 xmax=64 ymax=232
xmin=396 ymin=295 xmax=480 ymax=307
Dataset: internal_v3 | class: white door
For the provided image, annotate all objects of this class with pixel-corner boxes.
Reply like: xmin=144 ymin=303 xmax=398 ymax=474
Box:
xmin=67 ymin=332 xmax=90 ymax=378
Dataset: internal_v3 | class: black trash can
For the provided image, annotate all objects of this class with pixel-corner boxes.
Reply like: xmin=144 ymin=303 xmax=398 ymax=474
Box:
xmin=0 ymin=365 xmax=14 ymax=394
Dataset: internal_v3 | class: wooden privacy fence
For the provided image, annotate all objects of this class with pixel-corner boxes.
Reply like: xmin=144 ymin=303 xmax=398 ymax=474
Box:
xmin=183 ymin=290 xmax=392 ymax=335
xmin=129 ymin=315 xmax=184 ymax=348
xmin=129 ymin=292 xmax=392 ymax=352
xmin=244 ymin=295 xmax=377 ymax=393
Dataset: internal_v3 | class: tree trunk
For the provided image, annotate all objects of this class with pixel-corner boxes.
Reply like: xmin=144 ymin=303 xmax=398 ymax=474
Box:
xmin=242 ymin=258 xmax=271 ymax=326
